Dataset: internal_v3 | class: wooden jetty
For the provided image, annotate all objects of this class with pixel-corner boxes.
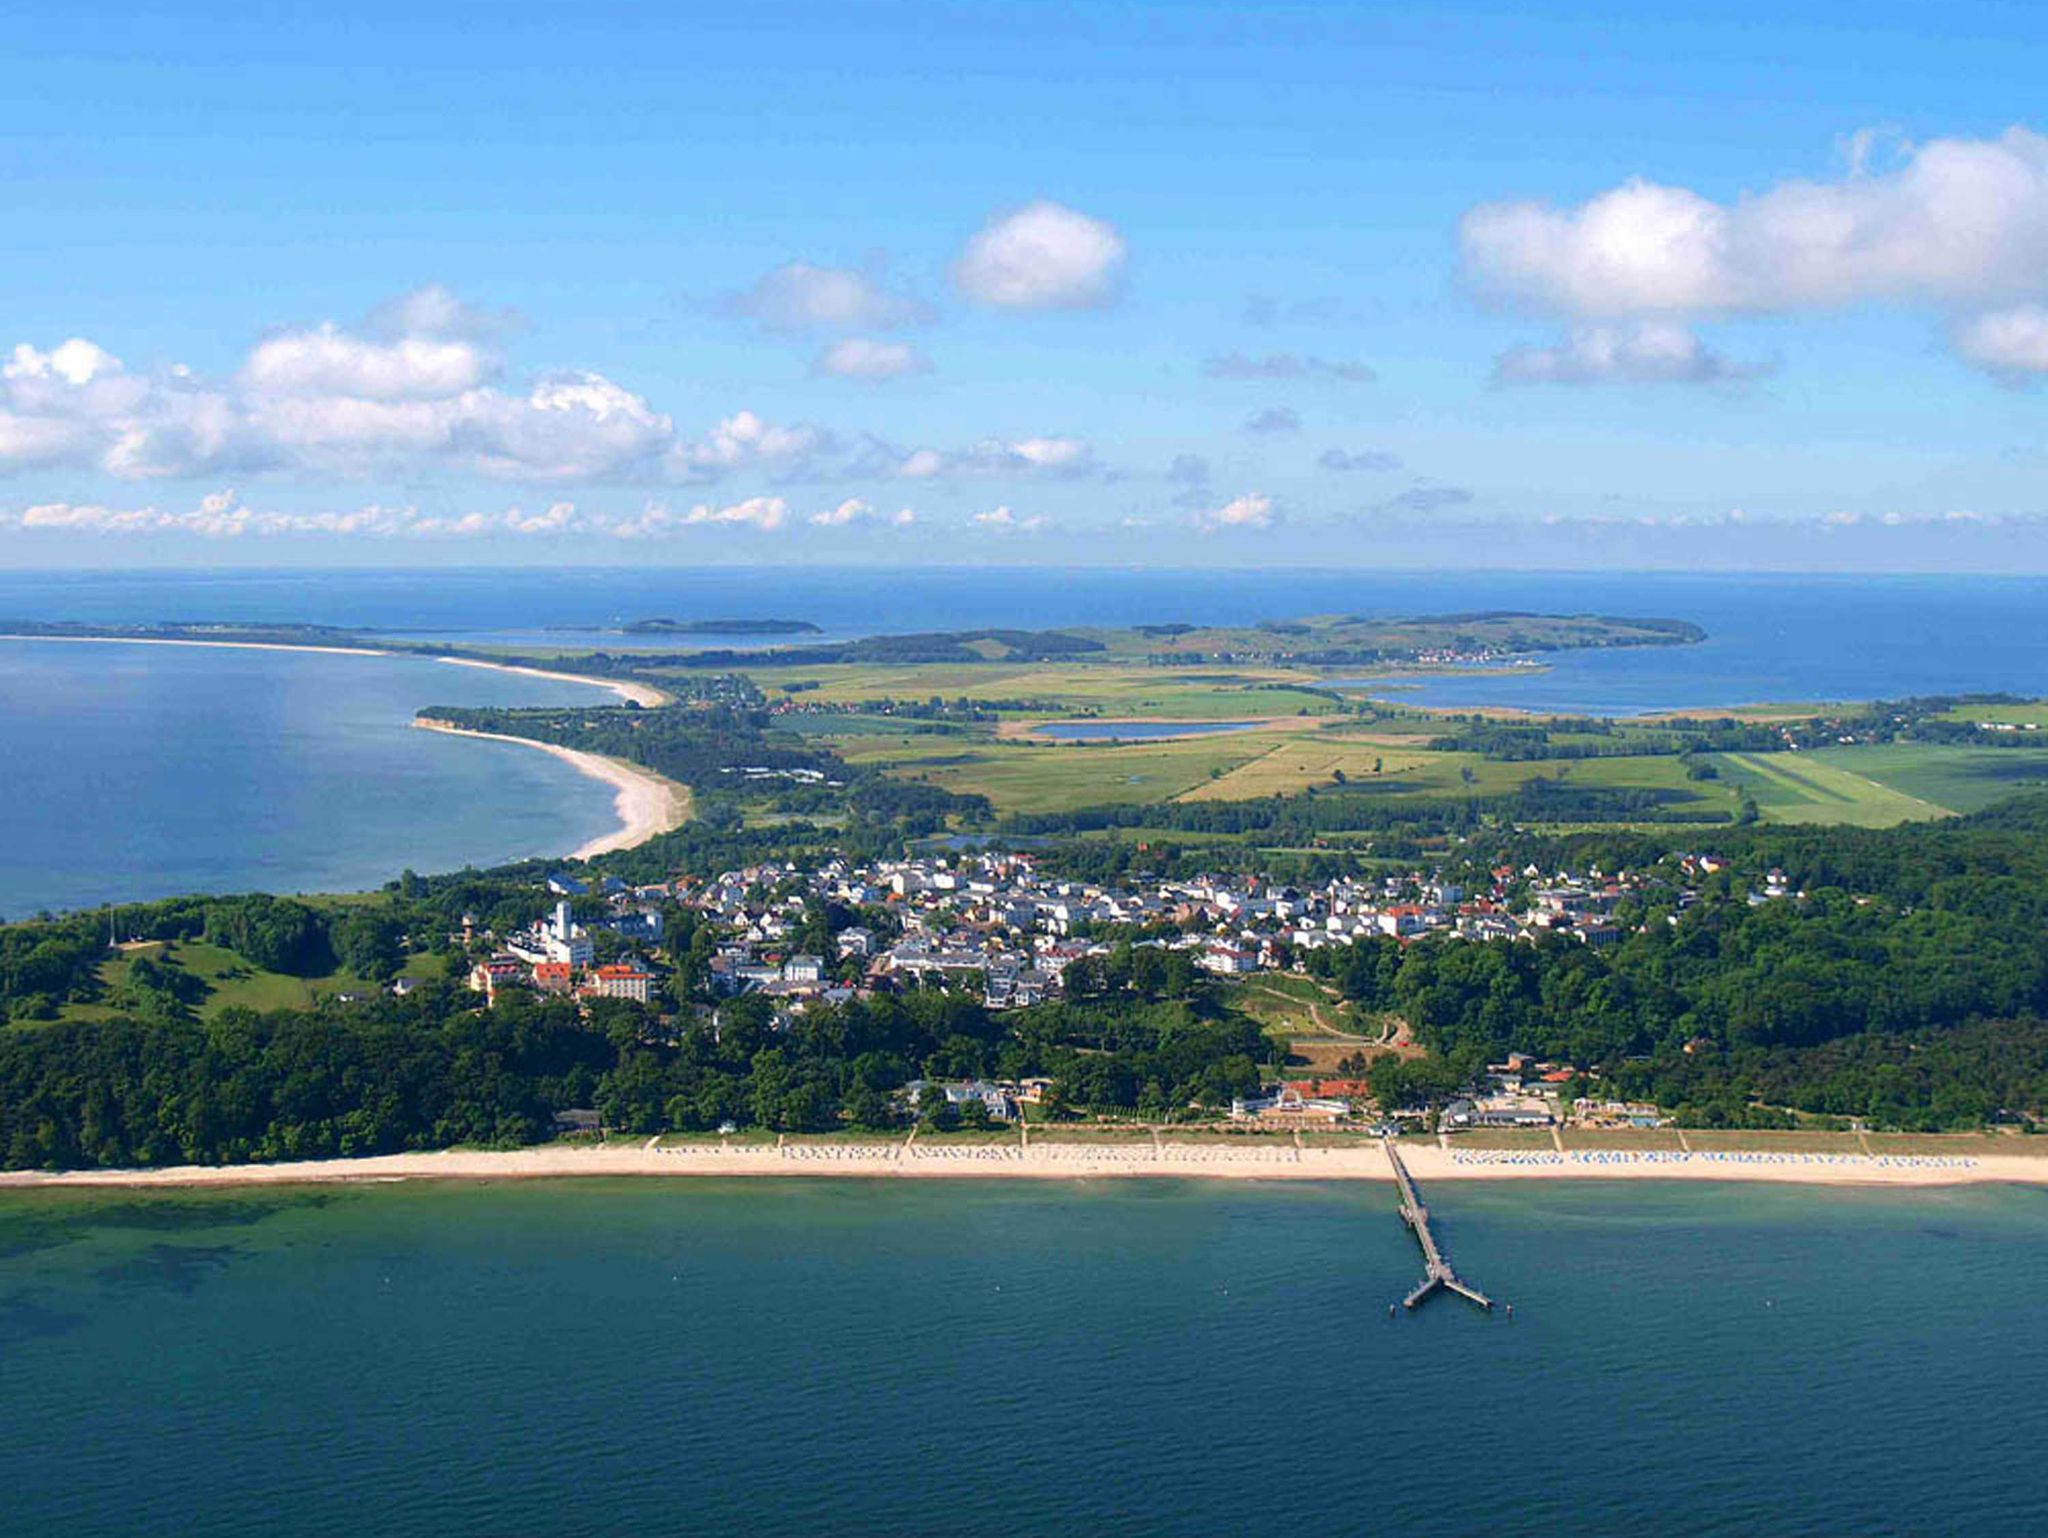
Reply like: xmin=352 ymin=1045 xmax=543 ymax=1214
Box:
xmin=1383 ymin=1139 xmax=1494 ymax=1312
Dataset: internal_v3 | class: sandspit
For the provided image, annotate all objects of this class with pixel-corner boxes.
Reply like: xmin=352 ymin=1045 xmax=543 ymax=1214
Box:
xmin=414 ymin=718 xmax=690 ymax=857
xmin=433 ymin=654 xmax=671 ymax=707
xmin=0 ymin=633 xmax=392 ymax=658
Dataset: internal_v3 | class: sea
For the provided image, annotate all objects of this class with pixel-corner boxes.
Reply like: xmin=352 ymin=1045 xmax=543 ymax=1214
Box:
xmin=3 ymin=566 xmax=2047 ymax=913
xmin=3 ymin=1176 xmax=2046 ymax=1537
xmin=8 ymin=572 xmax=2048 ymax=1537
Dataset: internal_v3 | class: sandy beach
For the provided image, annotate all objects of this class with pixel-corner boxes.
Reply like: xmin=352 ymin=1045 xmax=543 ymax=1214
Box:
xmin=0 ymin=633 xmax=393 ymax=658
xmin=4 ymin=1137 xmax=2041 ymax=1191
xmin=0 ymin=633 xmax=669 ymax=706
xmin=415 ymin=718 xmax=690 ymax=857
xmin=433 ymin=654 xmax=671 ymax=706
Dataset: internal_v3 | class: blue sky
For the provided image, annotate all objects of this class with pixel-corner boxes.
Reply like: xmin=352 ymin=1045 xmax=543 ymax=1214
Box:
xmin=5 ymin=0 xmax=2048 ymax=567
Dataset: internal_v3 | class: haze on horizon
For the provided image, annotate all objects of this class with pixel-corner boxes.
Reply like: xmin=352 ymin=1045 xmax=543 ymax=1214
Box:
xmin=4 ymin=0 xmax=2048 ymax=573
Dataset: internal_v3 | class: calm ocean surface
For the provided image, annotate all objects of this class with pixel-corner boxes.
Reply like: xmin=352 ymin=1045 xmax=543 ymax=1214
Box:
xmin=2 ymin=567 xmax=2047 ymax=912
xmin=3 ymin=1177 xmax=2045 ymax=1538
xmin=0 ymin=640 xmax=622 ymax=917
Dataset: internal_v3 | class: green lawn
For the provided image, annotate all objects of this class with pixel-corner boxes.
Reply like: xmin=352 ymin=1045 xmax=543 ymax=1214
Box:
xmin=1712 ymin=751 xmax=1951 ymax=826
xmin=63 ymin=939 xmax=437 ymax=1023
xmin=1808 ymin=744 xmax=2048 ymax=814
xmin=832 ymin=732 xmax=1275 ymax=813
xmin=729 ymin=660 xmax=1341 ymax=720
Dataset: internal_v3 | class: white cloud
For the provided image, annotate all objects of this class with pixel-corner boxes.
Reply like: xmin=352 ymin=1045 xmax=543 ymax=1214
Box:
xmin=814 ymin=337 xmax=930 ymax=380
xmin=971 ymin=504 xmax=1046 ymax=531
xmin=808 ymin=497 xmax=916 ymax=528
xmin=1461 ymin=127 xmax=2048 ymax=318
xmin=953 ymin=201 xmax=1126 ymax=310
xmin=668 ymin=409 xmax=833 ymax=479
xmin=1195 ymin=492 xmax=1276 ymax=531
xmin=365 ymin=284 xmax=514 ymax=342
xmin=1203 ymin=352 xmax=1376 ymax=383
xmin=6 ymin=339 xmax=123 ymax=386
xmin=0 ymin=291 xmax=1101 ymax=497
xmin=0 ymin=293 xmax=677 ymax=484
xmin=728 ymin=263 xmax=925 ymax=332
xmin=1493 ymin=322 xmax=1764 ymax=385
xmin=241 ymin=324 xmax=493 ymax=401
xmin=1955 ymin=305 xmax=2048 ymax=378
xmin=680 ymin=496 xmax=788 ymax=531
xmin=2 ymin=491 xmax=452 ymax=538
xmin=1005 ymin=435 xmax=1088 ymax=470
xmin=889 ymin=434 xmax=1098 ymax=479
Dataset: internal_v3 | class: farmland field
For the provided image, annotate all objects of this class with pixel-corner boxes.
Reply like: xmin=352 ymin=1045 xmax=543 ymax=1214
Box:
xmin=1711 ymin=751 xmax=1949 ymax=826
xmin=1807 ymin=744 xmax=2048 ymax=814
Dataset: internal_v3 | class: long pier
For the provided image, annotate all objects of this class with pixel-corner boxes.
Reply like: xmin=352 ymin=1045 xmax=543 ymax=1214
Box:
xmin=1383 ymin=1139 xmax=1495 ymax=1312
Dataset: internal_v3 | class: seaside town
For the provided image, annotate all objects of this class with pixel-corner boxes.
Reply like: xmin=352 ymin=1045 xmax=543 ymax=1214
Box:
xmin=456 ymin=848 xmax=1762 ymax=1133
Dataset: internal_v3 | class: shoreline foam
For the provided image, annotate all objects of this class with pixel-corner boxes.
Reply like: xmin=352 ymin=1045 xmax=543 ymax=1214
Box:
xmin=3 ymin=1139 xmax=2041 ymax=1191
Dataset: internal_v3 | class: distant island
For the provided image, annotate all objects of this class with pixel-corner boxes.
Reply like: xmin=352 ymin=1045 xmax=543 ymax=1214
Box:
xmin=621 ymin=617 xmax=822 ymax=636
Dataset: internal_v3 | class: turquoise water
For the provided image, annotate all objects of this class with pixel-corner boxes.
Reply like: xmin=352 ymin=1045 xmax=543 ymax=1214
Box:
xmin=3 ymin=1178 xmax=2045 ymax=1536
xmin=0 ymin=640 xmax=622 ymax=915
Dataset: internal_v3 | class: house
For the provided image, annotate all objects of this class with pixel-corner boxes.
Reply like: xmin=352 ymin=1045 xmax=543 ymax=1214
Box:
xmin=582 ymin=963 xmax=655 ymax=1005
xmin=547 ymin=873 xmax=589 ymax=897
xmin=782 ymin=953 xmax=826 ymax=984
xmin=532 ymin=961 xmax=574 ymax=995
xmin=467 ymin=958 xmax=524 ymax=1000
xmin=837 ymin=926 xmax=875 ymax=958
xmin=940 ymin=1080 xmax=1018 ymax=1120
xmin=1442 ymin=1097 xmax=1554 ymax=1130
xmin=1197 ymin=944 xmax=1256 ymax=975
xmin=1230 ymin=1085 xmax=1349 ymax=1125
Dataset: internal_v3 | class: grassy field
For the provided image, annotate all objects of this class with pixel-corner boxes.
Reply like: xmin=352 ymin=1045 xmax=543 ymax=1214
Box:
xmin=1454 ymin=1128 xmax=1558 ymax=1149
xmin=832 ymin=732 xmax=1274 ymax=812
xmin=1935 ymin=702 xmax=2048 ymax=728
xmin=1682 ymin=1129 xmax=1867 ymax=1154
xmin=736 ymin=661 xmax=1342 ymax=720
xmin=829 ymin=714 xmax=1747 ymax=820
xmin=1180 ymin=734 xmax=1440 ymax=801
xmin=1807 ymin=744 xmax=2048 ymax=814
xmin=62 ymin=939 xmax=444 ymax=1023
xmin=1561 ymin=1127 xmax=1687 ymax=1151
xmin=1862 ymin=1132 xmax=2048 ymax=1157
xmin=1711 ymin=751 xmax=1950 ymax=826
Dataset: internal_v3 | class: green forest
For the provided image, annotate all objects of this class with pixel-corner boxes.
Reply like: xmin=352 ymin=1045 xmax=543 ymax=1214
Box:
xmin=12 ymin=747 xmax=2048 ymax=1165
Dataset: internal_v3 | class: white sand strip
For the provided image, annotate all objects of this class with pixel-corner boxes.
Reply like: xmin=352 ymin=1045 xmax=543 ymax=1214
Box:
xmin=414 ymin=719 xmax=689 ymax=857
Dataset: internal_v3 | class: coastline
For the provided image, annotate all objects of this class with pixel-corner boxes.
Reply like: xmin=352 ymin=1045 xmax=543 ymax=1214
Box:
xmin=0 ymin=632 xmax=392 ymax=659
xmin=415 ymin=718 xmax=690 ymax=858
xmin=0 ymin=632 xmax=670 ymax=707
xmin=0 ymin=632 xmax=686 ymax=860
xmin=433 ymin=654 xmax=671 ymax=707
xmin=4 ymin=1139 xmax=2041 ymax=1191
